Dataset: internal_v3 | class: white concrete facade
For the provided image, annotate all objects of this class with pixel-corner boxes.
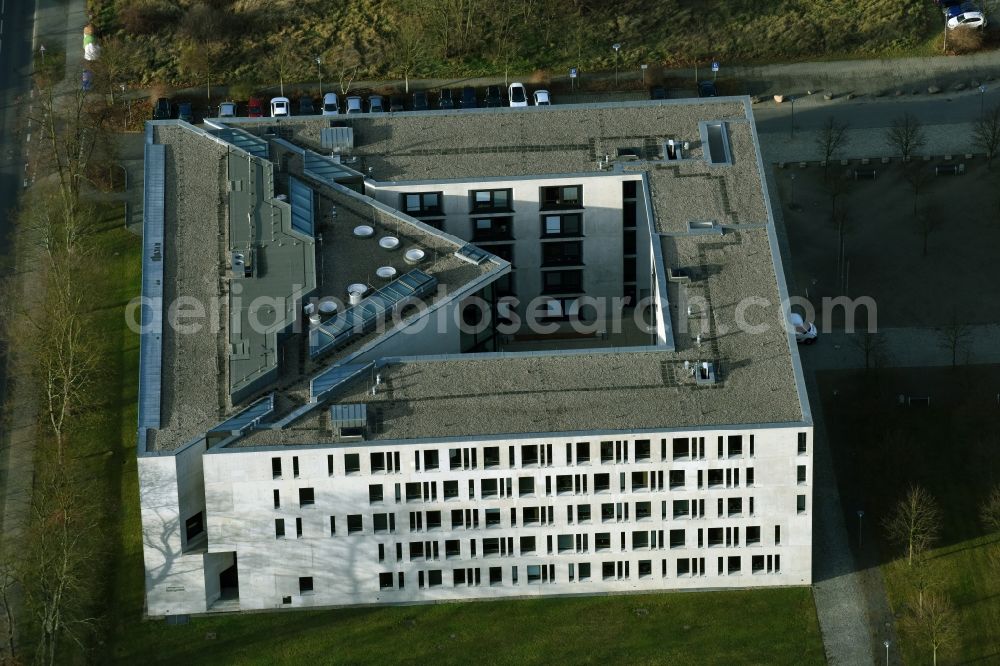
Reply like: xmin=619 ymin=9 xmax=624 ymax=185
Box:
xmin=141 ymin=425 xmax=814 ymax=613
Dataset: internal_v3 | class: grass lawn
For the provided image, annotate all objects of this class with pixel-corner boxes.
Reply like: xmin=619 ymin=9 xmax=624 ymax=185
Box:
xmin=107 ymin=587 xmax=823 ymax=665
xmin=817 ymin=368 xmax=1000 ymax=664
xmin=77 ymin=184 xmax=826 ymax=665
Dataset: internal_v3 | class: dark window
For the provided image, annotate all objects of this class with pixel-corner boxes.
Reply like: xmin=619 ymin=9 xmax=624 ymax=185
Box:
xmin=271 ymin=457 xmax=282 ymax=479
xmin=542 ymin=269 xmax=583 ymax=294
xmin=638 ymin=560 xmax=652 ymax=578
xmin=470 ymin=189 xmax=512 ymax=212
xmin=184 ymin=512 xmax=204 ymax=541
xmin=635 ymin=501 xmax=651 ymax=520
xmin=443 ymin=480 xmax=459 ymax=500
xmin=623 ymin=229 xmax=637 ymax=255
xmin=292 ymin=456 xmax=299 ymax=478
xmin=299 ymin=576 xmax=313 ymax=594
xmin=540 ymin=185 xmax=582 ymax=210
xmin=577 ymin=504 xmax=591 ymax=521
xmin=424 ymin=450 xmax=439 ymax=470
xmin=623 ymin=180 xmax=638 ymax=199
xmin=622 ymin=200 xmax=637 ymax=228
xmin=540 ymin=213 xmax=583 ymax=237
xmin=747 ymin=526 xmax=761 ymax=545
xmin=379 ymin=572 xmax=394 ymax=589
xmin=541 ymin=241 xmax=583 ymax=267
xmin=401 ymin=191 xmax=443 ymax=216
xmin=273 ymin=489 xmax=281 ymax=509
xmin=299 ymin=488 xmax=315 ymax=506
xmin=428 ymin=570 xmax=442 ymax=587
xmin=484 ymin=447 xmax=501 ymax=468
xmin=275 ymin=519 xmax=285 ymax=538
xmin=369 ymin=484 xmax=384 ymax=503
xmin=635 ymin=440 xmax=651 ymax=461
xmin=373 ymin=513 xmax=388 ymax=532
xmin=472 ymin=216 xmax=513 ymax=241
xmin=623 ymin=256 xmax=636 ymax=280
xmin=797 ymin=495 xmax=807 ymax=514
xmin=344 ymin=453 xmax=360 ymax=474
xmin=347 ymin=514 xmax=363 ymax=534
xmin=489 ymin=566 xmax=502 ymax=585
xmin=798 ymin=432 xmax=807 ymax=454
xmin=483 ymin=242 xmax=514 ymax=264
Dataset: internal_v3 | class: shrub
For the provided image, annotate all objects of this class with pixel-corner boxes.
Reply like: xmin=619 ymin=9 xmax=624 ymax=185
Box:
xmin=948 ymin=26 xmax=983 ymax=54
xmin=118 ymin=0 xmax=181 ymax=35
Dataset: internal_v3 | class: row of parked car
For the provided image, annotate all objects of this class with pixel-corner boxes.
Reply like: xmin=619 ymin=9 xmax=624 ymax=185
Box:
xmin=173 ymin=83 xmax=553 ymax=120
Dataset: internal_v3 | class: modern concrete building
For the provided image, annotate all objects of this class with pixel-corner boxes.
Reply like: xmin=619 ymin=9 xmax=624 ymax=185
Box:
xmin=137 ymin=97 xmax=812 ymax=617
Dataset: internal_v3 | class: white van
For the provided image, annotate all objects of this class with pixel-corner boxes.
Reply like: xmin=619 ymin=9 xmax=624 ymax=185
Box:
xmin=790 ymin=312 xmax=817 ymax=345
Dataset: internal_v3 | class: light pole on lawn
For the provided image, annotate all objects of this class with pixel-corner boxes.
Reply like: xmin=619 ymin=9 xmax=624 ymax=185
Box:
xmin=980 ymin=84 xmax=987 ymax=120
xmin=789 ymin=96 xmax=797 ymax=138
xmin=613 ymin=43 xmax=621 ymax=87
xmin=884 ymin=639 xmax=890 ymax=665
xmin=857 ymin=509 xmax=864 ymax=549
xmin=316 ymin=56 xmax=323 ymax=98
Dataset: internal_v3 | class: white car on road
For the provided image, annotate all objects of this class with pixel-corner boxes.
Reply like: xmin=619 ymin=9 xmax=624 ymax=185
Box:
xmin=790 ymin=312 xmax=817 ymax=345
xmin=508 ymin=82 xmax=528 ymax=108
xmin=270 ymin=96 xmax=290 ymax=117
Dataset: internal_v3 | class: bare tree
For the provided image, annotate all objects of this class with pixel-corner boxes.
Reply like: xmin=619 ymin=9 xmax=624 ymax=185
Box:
xmin=394 ymin=16 xmax=426 ymax=93
xmin=883 ymin=485 xmax=942 ymax=566
xmin=982 ymin=484 xmax=1000 ymax=533
xmin=178 ymin=40 xmax=222 ymax=101
xmin=973 ymin=104 xmax=1000 ymax=168
xmin=850 ymin=330 xmax=885 ymax=370
xmin=92 ymin=36 xmax=137 ymax=104
xmin=328 ymin=45 xmax=361 ymax=96
xmin=886 ymin=113 xmax=927 ymax=162
xmin=20 ymin=471 xmax=101 ymax=665
xmin=937 ymin=316 xmax=972 ymax=367
xmin=900 ymin=590 xmax=959 ymax=666
xmin=815 ymin=116 xmax=849 ymax=179
xmin=268 ymin=41 xmax=297 ymax=97
xmin=903 ymin=163 xmax=934 ymax=216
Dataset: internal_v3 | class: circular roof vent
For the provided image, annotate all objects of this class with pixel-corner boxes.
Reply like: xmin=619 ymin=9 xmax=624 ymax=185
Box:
xmin=404 ymin=248 xmax=426 ymax=264
xmin=318 ymin=300 xmax=338 ymax=314
xmin=379 ymin=236 xmax=400 ymax=250
xmin=353 ymin=225 xmax=374 ymax=238
xmin=376 ymin=266 xmax=398 ymax=280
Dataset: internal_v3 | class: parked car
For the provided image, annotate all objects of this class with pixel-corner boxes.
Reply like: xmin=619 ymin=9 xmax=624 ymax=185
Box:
xmin=153 ymin=97 xmax=171 ymax=120
xmin=484 ymin=85 xmax=502 ymax=107
xmin=345 ymin=96 xmax=363 ymax=114
xmin=698 ymin=80 xmax=718 ymax=98
xmin=508 ymin=82 xmax=528 ymax=107
xmin=438 ymin=88 xmax=455 ymax=109
xmin=177 ymin=101 xmax=194 ymax=123
xmin=298 ymin=96 xmax=315 ymax=115
xmin=460 ymin=86 xmax=477 ymax=108
xmin=389 ymin=94 xmax=406 ymax=112
xmin=368 ymin=95 xmax=385 ymax=113
xmin=649 ymin=85 xmax=667 ymax=100
xmin=945 ymin=2 xmax=986 ymax=28
xmin=270 ymin=96 xmax=290 ymax=117
xmin=533 ymin=89 xmax=551 ymax=106
xmin=790 ymin=313 xmax=818 ymax=345
xmin=322 ymin=92 xmax=339 ymax=116
xmin=248 ymin=96 xmax=264 ymax=118
xmin=218 ymin=101 xmax=237 ymax=118
xmin=412 ymin=91 xmax=429 ymax=111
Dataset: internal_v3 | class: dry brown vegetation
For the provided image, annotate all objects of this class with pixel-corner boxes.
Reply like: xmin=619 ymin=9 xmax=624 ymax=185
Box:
xmin=88 ymin=0 xmax=940 ymax=88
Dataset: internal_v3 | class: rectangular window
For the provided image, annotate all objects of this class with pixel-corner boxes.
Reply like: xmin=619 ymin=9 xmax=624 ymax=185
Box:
xmin=299 ymin=488 xmax=315 ymax=507
xmin=424 ymin=450 xmax=440 ymax=470
xmin=428 ymin=570 xmax=442 ymax=587
xmin=347 ymin=514 xmax=363 ymax=534
xmin=327 ymin=454 xmax=334 ymax=476
xmin=669 ymin=529 xmax=685 ymax=548
xmin=274 ymin=518 xmax=285 ymax=539
xmin=634 ymin=439 xmax=650 ymax=461
xmin=672 ymin=500 xmax=690 ymax=519
xmin=369 ymin=484 xmax=384 ymax=503
xmin=344 ymin=453 xmax=360 ymax=475
xmin=747 ymin=526 xmax=761 ymax=545
xmin=292 ymin=456 xmax=299 ymax=478
xmin=672 ymin=438 xmax=690 ymax=460
xmin=273 ymin=489 xmax=280 ymax=509
xmin=541 ymin=241 xmax=583 ymax=267
xmin=595 ymin=532 xmax=611 ymax=551
xmin=489 ymin=566 xmax=502 ymax=585
xmin=579 ymin=562 xmax=591 ymax=581
xmin=330 ymin=515 xmax=337 ymax=535
xmin=727 ymin=556 xmax=741 ymax=575
xmin=577 ymin=504 xmax=592 ymax=522
xmin=638 ymin=560 xmax=652 ymax=578
xmin=728 ymin=497 xmax=743 ymax=517
xmin=443 ymin=480 xmax=459 ymax=500
xmin=635 ymin=501 xmax=651 ymax=520
xmin=540 ymin=185 xmax=583 ymax=210
xmin=540 ymin=213 xmax=583 ymax=238
xmin=470 ymin=189 xmax=512 ymax=212
xmin=379 ymin=572 xmax=393 ymax=588
xmin=485 ymin=508 xmax=502 ymax=528
xmin=669 ymin=470 xmax=685 ymax=490
xmin=796 ymin=495 xmax=807 ymax=514
xmin=401 ymin=191 xmax=443 ymax=216
xmin=518 ymin=477 xmax=535 ymax=497
xmin=541 ymin=269 xmax=584 ymax=295
xmin=798 ymin=432 xmax=808 ymax=454
xmin=299 ymin=576 xmax=313 ymax=594
xmin=775 ymin=525 xmax=782 ymax=545
xmin=575 ymin=441 xmax=590 ymax=465
xmin=271 ymin=457 xmax=282 ymax=479
xmin=752 ymin=555 xmax=765 ymax=574
xmin=484 ymin=447 xmax=501 ymax=468
xmin=373 ymin=513 xmax=389 ymax=533
xmin=727 ymin=436 xmax=743 ymax=458
xmin=472 ymin=216 xmax=514 ymax=243
xmin=797 ymin=465 xmax=807 ymax=485
xmin=295 ymin=517 xmax=303 ymax=538
xmin=632 ymin=531 xmax=650 ymax=549
xmin=594 ymin=473 xmax=611 ymax=493
xmin=747 ymin=467 xmax=755 ymax=486
xmin=521 ymin=445 xmax=539 ymax=467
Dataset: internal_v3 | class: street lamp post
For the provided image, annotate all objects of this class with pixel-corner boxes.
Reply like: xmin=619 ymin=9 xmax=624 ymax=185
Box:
xmin=789 ymin=172 xmax=796 ymax=210
xmin=613 ymin=43 xmax=621 ymax=87
xmin=884 ymin=639 xmax=891 ymax=665
xmin=789 ymin=96 xmax=796 ymax=138
xmin=857 ymin=510 xmax=865 ymax=549
xmin=979 ymin=84 xmax=987 ymax=120
xmin=641 ymin=63 xmax=647 ymax=86
xmin=316 ymin=56 xmax=323 ymax=98
xmin=120 ymin=83 xmax=127 ymax=130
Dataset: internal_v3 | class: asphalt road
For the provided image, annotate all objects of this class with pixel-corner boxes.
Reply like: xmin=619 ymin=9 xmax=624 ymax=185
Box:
xmin=754 ymin=86 xmax=1000 ymax=134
